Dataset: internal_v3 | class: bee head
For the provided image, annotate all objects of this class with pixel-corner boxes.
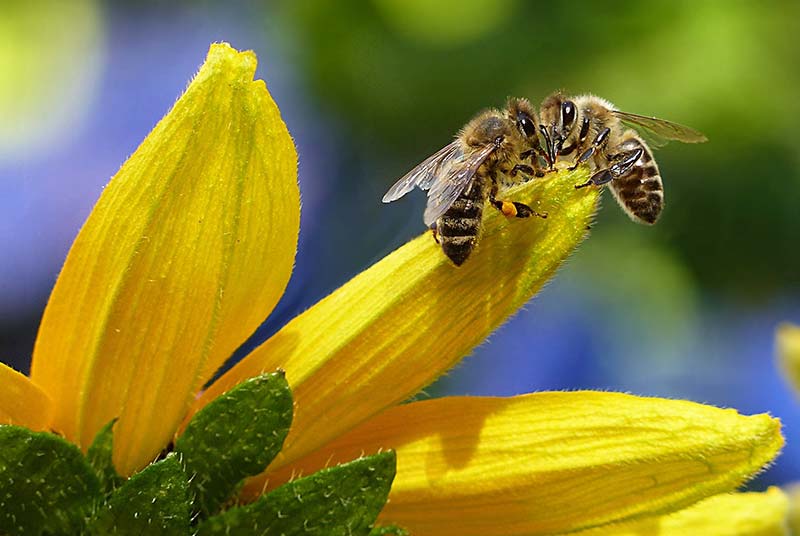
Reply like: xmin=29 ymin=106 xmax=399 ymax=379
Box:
xmin=540 ymin=93 xmax=578 ymax=165
xmin=462 ymin=111 xmax=509 ymax=149
xmin=505 ymin=97 xmax=539 ymax=139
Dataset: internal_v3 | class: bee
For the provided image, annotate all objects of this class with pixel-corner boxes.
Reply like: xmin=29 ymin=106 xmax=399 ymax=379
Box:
xmin=539 ymin=93 xmax=707 ymax=224
xmin=382 ymin=98 xmax=549 ymax=266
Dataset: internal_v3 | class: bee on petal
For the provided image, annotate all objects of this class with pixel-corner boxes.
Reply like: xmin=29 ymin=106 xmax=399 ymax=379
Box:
xmin=382 ymin=98 xmax=549 ymax=266
xmin=540 ymin=93 xmax=707 ymax=224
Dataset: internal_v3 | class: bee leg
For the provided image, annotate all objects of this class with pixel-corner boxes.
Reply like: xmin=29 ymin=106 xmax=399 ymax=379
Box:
xmin=430 ymin=222 xmax=440 ymax=244
xmin=606 ymin=147 xmax=644 ymax=178
xmin=510 ymin=164 xmax=534 ymax=178
xmin=490 ymin=197 xmax=522 ymax=217
xmin=512 ymin=202 xmax=547 ymax=219
xmin=489 ymin=178 xmax=547 ymax=219
xmin=488 ymin=181 xmax=516 ymax=217
xmin=575 ymin=169 xmax=613 ymax=189
xmin=539 ymin=125 xmax=555 ymax=170
xmin=575 ymin=147 xmax=644 ymax=189
xmin=537 ymin=148 xmax=551 ymax=174
xmin=520 ymin=147 xmax=549 ymax=177
xmin=569 ymin=127 xmax=611 ymax=171
xmin=490 ymin=194 xmax=546 ymax=219
xmin=568 ymin=146 xmax=596 ymax=171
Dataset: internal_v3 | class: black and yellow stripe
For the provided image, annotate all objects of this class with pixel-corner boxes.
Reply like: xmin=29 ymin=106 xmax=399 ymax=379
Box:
xmin=610 ymin=138 xmax=664 ymax=224
xmin=438 ymin=175 xmax=488 ymax=266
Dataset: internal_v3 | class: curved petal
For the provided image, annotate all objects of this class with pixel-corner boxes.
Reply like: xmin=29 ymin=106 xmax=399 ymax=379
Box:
xmin=0 ymin=363 xmax=53 ymax=431
xmin=247 ymin=392 xmax=782 ymax=536
xmin=580 ymin=488 xmax=788 ymax=535
xmin=777 ymin=323 xmax=800 ymax=397
xmin=30 ymin=43 xmax=299 ymax=475
xmin=785 ymin=482 xmax=800 ymax=534
xmin=194 ymin=167 xmax=599 ymax=470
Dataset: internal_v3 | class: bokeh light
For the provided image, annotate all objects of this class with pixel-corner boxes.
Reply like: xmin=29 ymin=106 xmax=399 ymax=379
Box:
xmin=0 ymin=0 xmax=104 ymax=162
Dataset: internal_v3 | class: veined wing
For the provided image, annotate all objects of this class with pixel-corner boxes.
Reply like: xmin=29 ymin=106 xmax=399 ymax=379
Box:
xmin=382 ymin=141 xmax=461 ymax=203
xmin=613 ymin=110 xmax=708 ymax=144
xmin=423 ymin=142 xmax=497 ymax=226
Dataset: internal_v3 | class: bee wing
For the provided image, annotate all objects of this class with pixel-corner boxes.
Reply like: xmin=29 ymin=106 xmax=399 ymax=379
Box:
xmin=423 ymin=142 xmax=497 ymax=226
xmin=631 ymin=127 xmax=670 ymax=150
xmin=612 ymin=111 xmax=708 ymax=144
xmin=382 ymin=141 xmax=461 ymax=203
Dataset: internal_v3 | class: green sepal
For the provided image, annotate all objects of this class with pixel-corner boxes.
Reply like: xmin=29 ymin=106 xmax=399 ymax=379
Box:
xmin=195 ymin=451 xmax=397 ymax=536
xmin=175 ymin=371 xmax=293 ymax=516
xmin=87 ymin=453 xmax=189 ymax=535
xmin=369 ymin=526 xmax=410 ymax=536
xmin=87 ymin=418 xmax=124 ymax=494
xmin=0 ymin=425 xmax=100 ymax=535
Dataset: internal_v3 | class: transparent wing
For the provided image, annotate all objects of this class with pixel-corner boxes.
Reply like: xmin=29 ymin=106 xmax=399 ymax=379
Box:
xmin=632 ymin=126 xmax=670 ymax=150
xmin=382 ymin=141 xmax=461 ymax=203
xmin=423 ymin=143 xmax=496 ymax=226
xmin=612 ymin=111 xmax=708 ymax=144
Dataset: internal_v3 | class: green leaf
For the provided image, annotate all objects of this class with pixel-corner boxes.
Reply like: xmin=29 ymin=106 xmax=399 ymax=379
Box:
xmin=88 ymin=453 xmax=189 ymax=535
xmin=196 ymin=451 xmax=397 ymax=536
xmin=87 ymin=418 xmax=124 ymax=494
xmin=175 ymin=371 xmax=293 ymax=516
xmin=0 ymin=425 xmax=100 ymax=535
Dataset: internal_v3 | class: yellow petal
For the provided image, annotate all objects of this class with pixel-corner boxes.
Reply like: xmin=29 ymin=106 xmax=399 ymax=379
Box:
xmin=30 ymin=43 xmax=299 ymax=475
xmin=580 ymin=488 xmax=789 ymax=536
xmin=248 ymin=392 xmax=782 ymax=536
xmin=785 ymin=483 xmax=800 ymax=534
xmin=0 ymin=363 xmax=53 ymax=431
xmin=777 ymin=323 xmax=800 ymax=396
xmin=195 ymin=167 xmax=598 ymax=469
xmin=785 ymin=482 xmax=800 ymax=535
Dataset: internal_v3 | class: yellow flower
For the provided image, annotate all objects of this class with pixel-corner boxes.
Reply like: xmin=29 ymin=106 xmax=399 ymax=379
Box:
xmin=785 ymin=483 xmax=800 ymax=534
xmin=578 ymin=487 xmax=789 ymax=536
xmin=776 ymin=325 xmax=800 ymax=533
xmin=0 ymin=43 xmax=783 ymax=535
xmin=777 ymin=323 xmax=800 ymax=395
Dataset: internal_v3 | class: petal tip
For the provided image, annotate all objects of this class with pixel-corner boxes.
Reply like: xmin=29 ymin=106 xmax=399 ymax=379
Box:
xmin=733 ymin=412 xmax=783 ymax=486
xmin=205 ymin=42 xmax=258 ymax=83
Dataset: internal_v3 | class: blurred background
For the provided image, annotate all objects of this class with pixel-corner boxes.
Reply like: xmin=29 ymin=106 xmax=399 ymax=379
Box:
xmin=1 ymin=0 xmax=798 ymax=487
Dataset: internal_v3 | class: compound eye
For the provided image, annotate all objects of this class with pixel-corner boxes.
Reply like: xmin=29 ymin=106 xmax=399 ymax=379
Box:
xmin=518 ymin=113 xmax=537 ymax=137
xmin=561 ymin=101 xmax=576 ymax=128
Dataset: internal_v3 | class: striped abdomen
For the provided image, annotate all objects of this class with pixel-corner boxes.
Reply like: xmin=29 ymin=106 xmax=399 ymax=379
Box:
xmin=609 ymin=136 xmax=664 ymax=224
xmin=437 ymin=174 xmax=489 ymax=266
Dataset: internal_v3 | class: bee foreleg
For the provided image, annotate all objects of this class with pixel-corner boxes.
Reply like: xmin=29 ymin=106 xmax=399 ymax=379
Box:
xmin=539 ymin=125 xmax=555 ymax=170
xmin=519 ymin=147 xmax=549 ymax=177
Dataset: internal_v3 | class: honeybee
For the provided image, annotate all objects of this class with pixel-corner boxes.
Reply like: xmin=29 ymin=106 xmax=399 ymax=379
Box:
xmin=539 ymin=93 xmax=707 ymax=224
xmin=382 ymin=98 xmax=549 ymax=266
